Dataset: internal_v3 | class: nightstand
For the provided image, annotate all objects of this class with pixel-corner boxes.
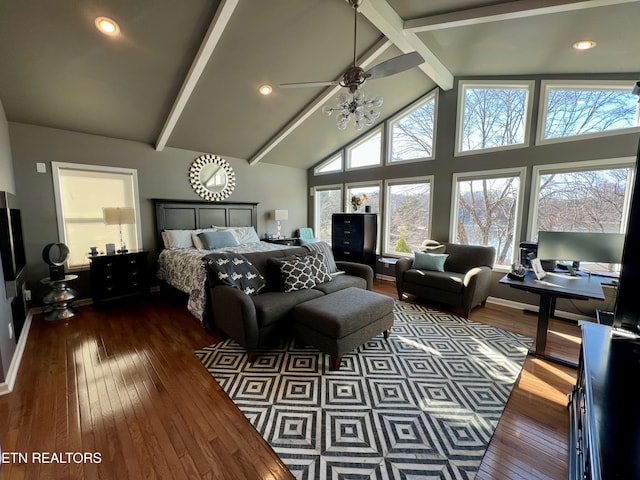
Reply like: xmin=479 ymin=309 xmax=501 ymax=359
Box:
xmin=89 ymin=250 xmax=148 ymax=306
xmin=264 ymin=238 xmax=298 ymax=246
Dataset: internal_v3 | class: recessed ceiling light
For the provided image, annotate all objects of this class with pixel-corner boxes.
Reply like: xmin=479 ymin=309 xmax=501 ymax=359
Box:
xmin=95 ymin=16 xmax=120 ymax=36
xmin=573 ymin=40 xmax=597 ymax=50
xmin=259 ymin=85 xmax=273 ymax=96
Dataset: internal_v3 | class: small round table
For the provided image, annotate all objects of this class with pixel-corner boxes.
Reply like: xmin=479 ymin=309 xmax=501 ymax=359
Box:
xmin=41 ymin=274 xmax=79 ymax=321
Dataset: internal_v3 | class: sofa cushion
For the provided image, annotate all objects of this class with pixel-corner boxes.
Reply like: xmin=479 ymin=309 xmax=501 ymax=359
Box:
xmin=313 ymin=273 xmax=366 ymax=294
xmin=251 ymin=289 xmax=324 ymax=327
xmin=279 ymin=257 xmax=316 ymax=292
xmin=403 ymin=269 xmax=465 ymax=294
xmin=413 ymin=252 xmax=449 ymax=271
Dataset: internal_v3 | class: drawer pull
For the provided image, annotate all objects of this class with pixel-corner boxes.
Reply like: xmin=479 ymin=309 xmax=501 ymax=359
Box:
xmin=130 ymin=260 xmax=137 ymax=264
xmin=344 ymin=230 xmax=351 ymax=234
xmin=106 ymin=262 xmax=113 ymax=268
xmin=106 ymin=274 xmax=112 ymax=280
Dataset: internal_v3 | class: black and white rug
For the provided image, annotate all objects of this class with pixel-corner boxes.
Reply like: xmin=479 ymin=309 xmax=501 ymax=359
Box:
xmin=196 ymin=301 xmax=532 ymax=480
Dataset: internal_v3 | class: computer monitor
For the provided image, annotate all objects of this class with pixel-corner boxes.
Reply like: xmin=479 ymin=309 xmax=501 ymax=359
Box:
xmin=536 ymin=231 xmax=625 ymax=265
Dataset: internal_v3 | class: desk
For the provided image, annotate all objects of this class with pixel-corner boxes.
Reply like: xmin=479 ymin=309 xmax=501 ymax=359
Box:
xmin=500 ymin=271 xmax=605 ymax=366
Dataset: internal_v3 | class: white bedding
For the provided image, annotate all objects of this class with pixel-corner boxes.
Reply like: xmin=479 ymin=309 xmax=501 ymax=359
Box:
xmin=157 ymin=241 xmax=295 ymax=323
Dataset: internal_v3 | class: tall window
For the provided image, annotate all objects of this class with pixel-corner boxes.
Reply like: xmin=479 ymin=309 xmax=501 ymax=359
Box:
xmin=313 ymin=185 xmax=342 ymax=244
xmin=314 ymin=152 xmax=343 ymax=175
xmin=457 ymin=81 xmax=533 ymax=155
xmin=388 ymin=91 xmax=436 ymax=163
xmin=384 ymin=178 xmax=432 ymax=255
xmin=529 ymin=159 xmax=634 ymax=238
xmin=346 ymin=129 xmax=382 ymax=169
xmin=538 ymin=81 xmax=640 ymax=144
xmin=345 ymin=183 xmax=380 ymax=214
xmin=451 ymin=169 xmax=525 ymax=267
xmin=52 ymin=163 xmax=141 ymax=269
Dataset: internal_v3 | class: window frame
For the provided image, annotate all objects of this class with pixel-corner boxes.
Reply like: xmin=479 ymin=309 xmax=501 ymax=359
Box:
xmin=52 ymin=162 xmax=142 ymax=271
xmin=312 ymin=184 xmax=343 ymax=244
xmin=345 ymin=127 xmax=383 ymax=171
xmin=345 ymin=181 xmax=382 ymax=253
xmin=536 ymin=80 xmax=640 ymax=146
xmin=383 ymin=176 xmax=434 ymax=257
xmin=314 ymin=151 xmax=344 ymax=176
xmin=527 ymin=157 xmax=636 ymax=240
xmin=450 ymin=167 xmax=527 ymax=269
xmin=386 ymin=89 xmax=438 ymax=165
xmin=455 ymin=80 xmax=535 ymax=157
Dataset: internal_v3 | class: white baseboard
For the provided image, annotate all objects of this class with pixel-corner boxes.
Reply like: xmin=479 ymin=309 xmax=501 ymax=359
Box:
xmin=0 ymin=309 xmax=33 ymax=396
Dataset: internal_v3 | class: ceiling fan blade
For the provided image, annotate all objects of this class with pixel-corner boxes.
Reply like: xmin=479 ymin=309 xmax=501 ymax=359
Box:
xmin=365 ymin=51 xmax=424 ymax=80
xmin=279 ymin=80 xmax=339 ymax=89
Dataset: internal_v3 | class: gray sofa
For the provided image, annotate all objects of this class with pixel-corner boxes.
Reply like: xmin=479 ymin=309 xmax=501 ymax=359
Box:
xmin=205 ymin=246 xmax=373 ymax=362
xmin=395 ymin=243 xmax=496 ymax=317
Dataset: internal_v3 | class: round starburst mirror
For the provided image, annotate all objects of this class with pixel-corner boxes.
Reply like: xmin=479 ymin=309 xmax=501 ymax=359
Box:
xmin=189 ymin=154 xmax=236 ymax=201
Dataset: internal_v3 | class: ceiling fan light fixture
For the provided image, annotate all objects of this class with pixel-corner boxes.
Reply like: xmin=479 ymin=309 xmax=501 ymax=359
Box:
xmin=323 ymin=90 xmax=383 ymax=131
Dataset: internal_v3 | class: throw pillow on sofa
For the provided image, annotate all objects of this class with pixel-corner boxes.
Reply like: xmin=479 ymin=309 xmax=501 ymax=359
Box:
xmin=279 ymin=257 xmax=316 ymax=292
xmin=204 ymin=252 xmax=265 ymax=295
xmin=413 ymin=251 xmax=449 ymax=272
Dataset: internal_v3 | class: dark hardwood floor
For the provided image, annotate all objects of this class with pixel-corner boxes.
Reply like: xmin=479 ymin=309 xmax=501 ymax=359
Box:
xmin=0 ymin=279 xmax=578 ymax=479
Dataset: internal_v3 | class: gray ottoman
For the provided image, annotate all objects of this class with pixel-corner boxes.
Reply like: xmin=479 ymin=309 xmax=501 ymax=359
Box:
xmin=293 ymin=287 xmax=394 ymax=370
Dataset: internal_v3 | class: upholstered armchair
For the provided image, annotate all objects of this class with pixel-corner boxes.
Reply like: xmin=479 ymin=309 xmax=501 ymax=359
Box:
xmin=395 ymin=242 xmax=496 ymax=317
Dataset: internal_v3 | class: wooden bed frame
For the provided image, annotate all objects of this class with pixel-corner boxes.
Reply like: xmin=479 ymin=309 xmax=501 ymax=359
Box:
xmin=153 ymin=199 xmax=259 ymax=248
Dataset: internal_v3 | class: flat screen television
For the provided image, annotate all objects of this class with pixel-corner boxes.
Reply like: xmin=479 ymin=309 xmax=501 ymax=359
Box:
xmin=0 ymin=192 xmax=27 ymax=298
xmin=613 ymin=138 xmax=640 ymax=332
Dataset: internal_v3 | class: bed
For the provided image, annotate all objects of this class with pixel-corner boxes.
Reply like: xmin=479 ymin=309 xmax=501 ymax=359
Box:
xmin=153 ymin=199 xmax=294 ymax=323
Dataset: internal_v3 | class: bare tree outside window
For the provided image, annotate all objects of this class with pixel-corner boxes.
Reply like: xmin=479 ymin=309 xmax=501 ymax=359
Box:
xmin=315 ymin=188 xmax=341 ymax=243
xmin=386 ymin=182 xmax=431 ymax=254
xmin=390 ymin=97 xmax=435 ymax=162
xmin=534 ymin=168 xmax=630 ymax=235
xmin=543 ymin=87 xmax=639 ymax=140
xmin=460 ymin=85 xmax=529 ymax=153
xmin=454 ymin=176 xmax=520 ymax=266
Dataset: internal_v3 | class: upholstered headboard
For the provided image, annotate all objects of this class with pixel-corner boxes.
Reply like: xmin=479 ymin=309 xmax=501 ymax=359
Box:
xmin=153 ymin=199 xmax=258 ymax=249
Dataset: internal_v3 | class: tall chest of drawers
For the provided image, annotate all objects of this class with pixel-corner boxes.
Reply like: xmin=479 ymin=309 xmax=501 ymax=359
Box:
xmin=89 ymin=250 xmax=148 ymax=306
xmin=331 ymin=213 xmax=377 ymax=270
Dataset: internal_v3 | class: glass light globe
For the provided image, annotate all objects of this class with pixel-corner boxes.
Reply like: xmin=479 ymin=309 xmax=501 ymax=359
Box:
xmin=322 ymin=105 xmax=334 ymax=116
xmin=338 ymin=93 xmax=349 ymax=104
xmin=372 ymin=96 xmax=383 ymax=107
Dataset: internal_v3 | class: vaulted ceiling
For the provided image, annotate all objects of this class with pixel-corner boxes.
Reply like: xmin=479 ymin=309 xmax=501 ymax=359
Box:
xmin=1 ymin=0 xmax=639 ymax=169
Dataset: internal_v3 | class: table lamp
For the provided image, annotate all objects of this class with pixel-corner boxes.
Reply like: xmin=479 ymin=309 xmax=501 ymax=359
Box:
xmin=102 ymin=207 xmax=135 ymax=253
xmin=274 ymin=209 xmax=288 ymax=239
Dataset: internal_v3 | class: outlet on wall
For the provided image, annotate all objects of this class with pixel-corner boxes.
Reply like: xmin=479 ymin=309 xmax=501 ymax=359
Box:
xmin=8 ymin=322 xmax=13 ymax=340
xmin=24 ymin=289 xmax=31 ymax=302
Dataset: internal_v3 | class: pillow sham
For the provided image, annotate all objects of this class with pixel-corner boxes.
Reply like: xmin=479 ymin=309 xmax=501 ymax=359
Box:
xmin=204 ymin=253 xmax=265 ymax=295
xmin=198 ymin=231 xmax=239 ymax=250
xmin=279 ymin=257 xmax=316 ymax=292
xmin=162 ymin=229 xmax=195 ymax=249
xmin=212 ymin=225 xmax=260 ymax=244
xmin=413 ymin=251 xmax=449 ymax=272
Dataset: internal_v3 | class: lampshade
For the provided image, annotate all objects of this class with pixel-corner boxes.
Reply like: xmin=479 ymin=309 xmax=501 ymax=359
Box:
xmin=102 ymin=207 xmax=135 ymax=225
xmin=274 ymin=209 xmax=288 ymax=221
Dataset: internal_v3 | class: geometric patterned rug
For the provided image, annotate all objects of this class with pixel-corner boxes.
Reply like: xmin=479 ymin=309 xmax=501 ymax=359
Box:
xmin=196 ymin=301 xmax=532 ymax=480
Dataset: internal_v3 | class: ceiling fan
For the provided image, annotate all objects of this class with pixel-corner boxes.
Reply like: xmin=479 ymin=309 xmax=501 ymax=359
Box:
xmin=279 ymin=0 xmax=423 ymax=94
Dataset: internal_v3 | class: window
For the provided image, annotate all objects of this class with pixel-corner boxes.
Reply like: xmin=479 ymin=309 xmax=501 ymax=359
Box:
xmin=52 ymin=163 xmax=141 ymax=269
xmin=456 ymin=81 xmax=533 ymax=155
xmin=345 ymin=183 xmax=380 ymax=214
xmin=346 ymin=129 xmax=382 ymax=169
xmin=388 ymin=91 xmax=436 ymax=163
xmin=529 ymin=159 xmax=634 ymax=238
xmin=451 ymin=168 xmax=525 ymax=267
xmin=314 ymin=152 xmax=343 ymax=175
xmin=384 ymin=177 xmax=432 ymax=256
xmin=313 ymin=185 xmax=342 ymax=244
xmin=538 ymin=80 xmax=640 ymax=144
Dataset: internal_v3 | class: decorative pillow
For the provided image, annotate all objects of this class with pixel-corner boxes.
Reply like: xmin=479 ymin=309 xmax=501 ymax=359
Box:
xmin=413 ymin=252 xmax=449 ymax=272
xmin=163 ymin=230 xmax=195 ymax=249
xmin=191 ymin=228 xmax=216 ymax=249
xmin=198 ymin=231 xmax=239 ymax=249
xmin=212 ymin=225 xmax=260 ymax=244
xmin=305 ymin=252 xmax=332 ymax=284
xmin=279 ymin=258 xmax=316 ymax=292
xmin=302 ymin=241 xmax=339 ymax=274
xmin=204 ymin=253 xmax=265 ymax=295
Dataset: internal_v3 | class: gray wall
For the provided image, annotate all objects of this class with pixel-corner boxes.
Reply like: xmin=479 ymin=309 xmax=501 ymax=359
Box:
xmin=309 ymin=74 xmax=640 ymax=316
xmin=9 ymin=122 xmax=307 ymax=303
xmin=0 ymin=100 xmax=17 ymax=382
